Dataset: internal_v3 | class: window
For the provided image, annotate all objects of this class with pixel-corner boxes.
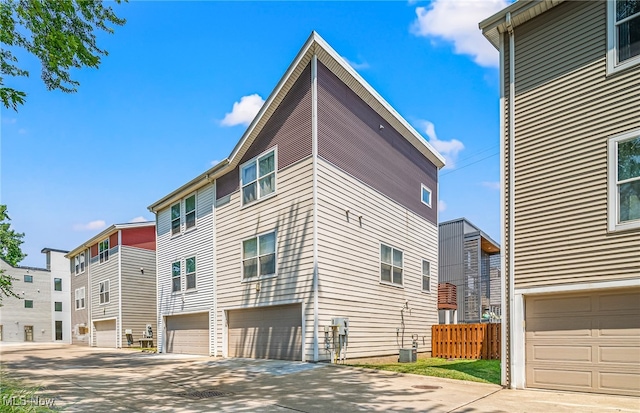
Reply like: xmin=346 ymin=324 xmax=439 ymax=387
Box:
xmin=99 ymin=239 xmax=109 ymax=263
xmin=99 ymin=280 xmax=110 ymax=304
xmin=24 ymin=274 xmax=33 ymax=283
xmin=172 ymin=261 xmax=181 ymax=292
xmin=242 ymin=231 xmax=276 ymax=279
xmin=171 ymin=202 xmax=181 ymax=235
xmin=185 ymin=194 xmax=196 ymax=229
xmin=380 ymin=244 xmax=403 ymax=286
xmin=24 ymin=300 xmax=33 ymax=308
xmin=608 ymin=0 xmax=640 ymax=73
xmin=421 ymin=184 xmax=432 ymax=208
xmin=609 ymin=131 xmax=640 ymax=231
xmin=422 ymin=260 xmax=431 ymax=292
xmin=75 ymin=252 xmax=85 ymax=275
xmin=185 ymin=257 xmax=196 ymax=289
xmin=55 ymin=302 xmax=62 ymax=312
xmin=241 ymin=149 xmax=276 ymax=205
xmin=54 ymin=278 xmax=62 ymax=291
xmin=75 ymin=287 xmax=85 ymax=310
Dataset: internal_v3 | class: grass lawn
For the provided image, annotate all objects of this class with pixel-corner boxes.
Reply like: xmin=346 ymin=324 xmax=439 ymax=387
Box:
xmin=0 ymin=371 xmax=56 ymax=412
xmin=350 ymin=358 xmax=501 ymax=385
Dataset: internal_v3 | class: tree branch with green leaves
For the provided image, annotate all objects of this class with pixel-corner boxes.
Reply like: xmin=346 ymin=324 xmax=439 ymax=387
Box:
xmin=0 ymin=205 xmax=27 ymax=303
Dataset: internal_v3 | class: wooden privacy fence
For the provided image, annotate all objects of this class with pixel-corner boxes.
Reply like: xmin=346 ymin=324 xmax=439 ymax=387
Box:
xmin=431 ymin=323 xmax=500 ymax=360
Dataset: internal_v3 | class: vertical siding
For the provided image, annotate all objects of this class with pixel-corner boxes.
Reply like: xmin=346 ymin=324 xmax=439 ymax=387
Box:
xmin=90 ymin=250 xmax=120 ymax=346
xmin=215 ymin=157 xmax=315 ymax=359
xmin=156 ymin=183 xmax=215 ymax=354
xmin=512 ymin=0 xmax=640 ymax=288
xmin=70 ymin=250 xmax=90 ymax=345
xmin=317 ymin=61 xmax=438 ymax=225
xmin=316 ymin=159 xmax=438 ymax=359
xmin=438 ymin=220 xmax=464 ymax=285
xmin=217 ymin=64 xmax=313 ymax=200
xmin=120 ymin=246 xmax=157 ymax=346
xmin=463 ymin=238 xmax=480 ymax=323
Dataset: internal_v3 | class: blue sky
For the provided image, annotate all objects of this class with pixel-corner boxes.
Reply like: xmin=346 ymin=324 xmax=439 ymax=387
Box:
xmin=1 ymin=0 xmax=509 ymax=267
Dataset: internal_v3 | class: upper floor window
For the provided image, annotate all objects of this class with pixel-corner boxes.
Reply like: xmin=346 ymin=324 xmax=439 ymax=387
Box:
xmin=55 ymin=302 xmax=62 ymax=312
xmin=241 ymin=149 xmax=276 ymax=206
xmin=607 ymin=0 xmax=640 ymax=73
xmin=185 ymin=194 xmax=196 ymax=230
xmin=171 ymin=202 xmax=181 ymax=235
xmin=381 ymin=244 xmax=403 ymax=286
xmin=75 ymin=287 xmax=85 ymax=310
xmin=24 ymin=274 xmax=33 ymax=283
xmin=99 ymin=239 xmax=109 ymax=263
xmin=421 ymin=184 xmax=432 ymax=208
xmin=608 ymin=131 xmax=640 ymax=231
xmin=24 ymin=300 xmax=33 ymax=309
xmin=422 ymin=260 xmax=431 ymax=292
xmin=242 ymin=231 xmax=276 ymax=279
xmin=75 ymin=252 xmax=86 ymax=275
xmin=185 ymin=257 xmax=197 ymax=290
xmin=54 ymin=278 xmax=62 ymax=291
xmin=99 ymin=280 xmax=110 ymax=304
xmin=172 ymin=261 xmax=181 ymax=292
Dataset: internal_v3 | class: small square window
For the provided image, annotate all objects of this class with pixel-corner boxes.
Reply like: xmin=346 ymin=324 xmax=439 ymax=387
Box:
xmin=24 ymin=275 xmax=33 ymax=283
xmin=380 ymin=244 xmax=403 ymax=286
xmin=55 ymin=302 xmax=62 ymax=312
xmin=54 ymin=278 xmax=62 ymax=291
xmin=24 ymin=300 xmax=33 ymax=309
xmin=421 ymin=184 xmax=432 ymax=208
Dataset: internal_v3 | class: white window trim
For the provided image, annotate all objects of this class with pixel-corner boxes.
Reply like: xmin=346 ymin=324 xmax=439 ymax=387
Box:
xmin=99 ymin=280 xmax=110 ymax=305
xmin=54 ymin=278 xmax=62 ymax=291
xmin=606 ymin=0 xmax=640 ymax=75
xmin=421 ymin=259 xmax=431 ymax=293
xmin=380 ymin=243 xmax=404 ymax=288
xmin=240 ymin=230 xmax=278 ymax=282
xmin=185 ymin=256 xmax=197 ymax=290
xmin=171 ymin=260 xmax=182 ymax=293
xmin=75 ymin=287 xmax=86 ymax=310
xmin=98 ymin=238 xmax=110 ymax=264
xmin=184 ymin=193 xmax=197 ymax=232
xmin=420 ymin=184 xmax=433 ymax=208
xmin=75 ymin=252 xmax=86 ymax=275
xmin=608 ymin=129 xmax=640 ymax=232
xmin=239 ymin=147 xmax=278 ymax=208
xmin=170 ymin=201 xmax=182 ymax=236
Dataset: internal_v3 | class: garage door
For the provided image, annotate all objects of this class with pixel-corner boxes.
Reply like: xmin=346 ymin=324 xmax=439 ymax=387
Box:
xmin=526 ymin=289 xmax=640 ymax=396
xmin=165 ymin=313 xmax=209 ymax=355
xmin=94 ymin=320 xmax=117 ymax=348
xmin=228 ymin=304 xmax=302 ymax=360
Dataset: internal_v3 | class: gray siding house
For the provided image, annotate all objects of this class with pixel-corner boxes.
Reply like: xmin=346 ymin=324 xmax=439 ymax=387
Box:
xmin=438 ymin=218 xmax=500 ymax=324
xmin=0 ymin=248 xmax=70 ymax=343
xmin=481 ymin=0 xmax=640 ymax=396
xmin=150 ymin=32 xmax=445 ymax=361
xmin=67 ymin=222 xmax=157 ymax=348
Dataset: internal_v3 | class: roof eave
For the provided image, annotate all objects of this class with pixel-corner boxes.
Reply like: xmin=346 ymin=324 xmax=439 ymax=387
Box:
xmin=65 ymin=221 xmax=156 ymax=258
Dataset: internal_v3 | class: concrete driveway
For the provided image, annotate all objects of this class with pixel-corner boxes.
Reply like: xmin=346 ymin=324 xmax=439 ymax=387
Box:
xmin=1 ymin=344 xmax=637 ymax=412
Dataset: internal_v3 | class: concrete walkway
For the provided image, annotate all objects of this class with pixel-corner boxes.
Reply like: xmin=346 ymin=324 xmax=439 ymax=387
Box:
xmin=0 ymin=344 xmax=638 ymax=412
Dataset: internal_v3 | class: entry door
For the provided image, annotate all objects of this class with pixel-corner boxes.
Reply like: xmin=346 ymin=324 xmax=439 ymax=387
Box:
xmin=55 ymin=321 xmax=63 ymax=341
xmin=24 ymin=325 xmax=33 ymax=342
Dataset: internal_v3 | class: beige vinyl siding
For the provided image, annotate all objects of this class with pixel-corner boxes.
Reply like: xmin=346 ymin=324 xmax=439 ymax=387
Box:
xmin=156 ymin=183 xmax=215 ymax=355
xmin=90 ymin=250 xmax=119 ymax=346
xmin=120 ymin=246 xmax=157 ymax=345
xmin=216 ymin=156 xmax=314 ymax=359
xmin=316 ymin=159 xmax=438 ymax=360
xmin=512 ymin=0 xmax=640 ymax=289
xmin=71 ymin=251 xmax=90 ymax=345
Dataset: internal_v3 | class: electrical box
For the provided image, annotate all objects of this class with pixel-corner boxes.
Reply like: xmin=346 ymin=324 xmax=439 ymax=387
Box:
xmin=125 ymin=329 xmax=132 ymax=335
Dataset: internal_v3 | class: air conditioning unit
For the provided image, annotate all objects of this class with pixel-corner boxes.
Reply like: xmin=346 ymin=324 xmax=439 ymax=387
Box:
xmin=399 ymin=348 xmax=417 ymax=363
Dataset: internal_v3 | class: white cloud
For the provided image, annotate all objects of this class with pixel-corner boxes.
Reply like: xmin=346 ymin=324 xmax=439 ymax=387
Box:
xmin=419 ymin=120 xmax=464 ymax=169
xmin=129 ymin=216 xmax=149 ymax=223
xmin=438 ymin=199 xmax=447 ymax=213
xmin=73 ymin=220 xmax=106 ymax=231
xmin=411 ymin=0 xmax=510 ymax=68
xmin=221 ymin=94 xmax=265 ymax=127
xmin=481 ymin=181 xmax=500 ymax=190
xmin=210 ymin=159 xmax=221 ymax=167
xmin=2 ymin=117 xmax=17 ymax=124
xmin=17 ymin=128 xmax=27 ymax=135
xmin=342 ymin=56 xmax=370 ymax=70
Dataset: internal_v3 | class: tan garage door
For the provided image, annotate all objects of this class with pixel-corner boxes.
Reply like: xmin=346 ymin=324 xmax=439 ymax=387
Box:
xmin=165 ymin=313 xmax=209 ymax=355
xmin=94 ymin=320 xmax=117 ymax=348
xmin=228 ymin=304 xmax=302 ymax=360
xmin=526 ymin=289 xmax=640 ymax=396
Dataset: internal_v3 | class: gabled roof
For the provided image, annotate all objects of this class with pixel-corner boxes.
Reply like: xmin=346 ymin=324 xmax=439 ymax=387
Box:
xmin=148 ymin=31 xmax=445 ymax=213
xmin=479 ymin=0 xmax=564 ymax=49
xmin=65 ymin=221 xmax=155 ymax=258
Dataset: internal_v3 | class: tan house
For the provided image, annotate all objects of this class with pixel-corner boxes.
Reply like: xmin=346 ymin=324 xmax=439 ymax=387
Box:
xmin=149 ymin=32 xmax=445 ymax=361
xmin=480 ymin=0 xmax=640 ymax=396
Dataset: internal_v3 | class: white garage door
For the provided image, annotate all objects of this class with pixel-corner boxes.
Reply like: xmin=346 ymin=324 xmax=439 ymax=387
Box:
xmin=165 ymin=313 xmax=209 ymax=356
xmin=228 ymin=304 xmax=302 ymax=360
xmin=94 ymin=320 xmax=117 ymax=348
xmin=526 ymin=289 xmax=640 ymax=396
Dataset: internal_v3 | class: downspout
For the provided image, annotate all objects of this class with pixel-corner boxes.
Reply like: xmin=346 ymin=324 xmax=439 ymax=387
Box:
xmin=506 ymin=11 xmax=517 ymax=389
xmin=209 ymin=175 xmax=217 ymax=357
xmin=311 ymin=50 xmax=320 ymax=362
xmin=498 ymin=29 xmax=507 ymax=387
xmin=118 ymin=230 xmax=123 ymax=348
